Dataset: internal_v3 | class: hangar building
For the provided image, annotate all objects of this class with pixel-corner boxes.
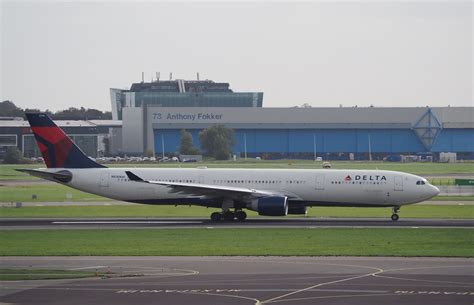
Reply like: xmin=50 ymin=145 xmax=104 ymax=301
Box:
xmin=0 ymin=119 xmax=122 ymax=158
xmin=121 ymin=106 xmax=474 ymax=160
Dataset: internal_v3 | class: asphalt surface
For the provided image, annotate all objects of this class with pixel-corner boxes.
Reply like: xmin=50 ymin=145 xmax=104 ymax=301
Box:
xmin=1 ymin=256 xmax=472 ymax=305
xmin=1 ymin=217 xmax=473 ymax=229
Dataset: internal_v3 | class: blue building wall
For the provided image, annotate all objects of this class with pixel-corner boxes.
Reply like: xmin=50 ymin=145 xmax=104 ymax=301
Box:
xmin=154 ymin=128 xmax=473 ymax=160
xmin=432 ymin=129 xmax=474 ymax=153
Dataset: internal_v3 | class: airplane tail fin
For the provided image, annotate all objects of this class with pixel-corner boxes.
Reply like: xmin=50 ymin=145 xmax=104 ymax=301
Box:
xmin=25 ymin=113 xmax=105 ymax=168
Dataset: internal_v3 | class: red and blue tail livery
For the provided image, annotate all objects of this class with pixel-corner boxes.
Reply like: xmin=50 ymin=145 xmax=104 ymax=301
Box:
xmin=25 ymin=113 xmax=105 ymax=168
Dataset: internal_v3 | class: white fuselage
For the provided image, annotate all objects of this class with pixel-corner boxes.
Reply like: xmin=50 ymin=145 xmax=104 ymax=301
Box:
xmin=43 ymin=167 xmax=439 ymax=207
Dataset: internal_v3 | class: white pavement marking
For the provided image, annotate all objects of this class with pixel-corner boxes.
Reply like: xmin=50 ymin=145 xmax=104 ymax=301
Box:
xmin=69 ymin=266 xmax=107 ymax=270
xmin=266 ymin=293 xmax=397 ymax=303
xmin=180 ymin=290 xmax=262 ymax=305
xmin=52 ymin=221 xmax=203 ymax=224
xmin=260 ymin=264 xmax=384 ymax=304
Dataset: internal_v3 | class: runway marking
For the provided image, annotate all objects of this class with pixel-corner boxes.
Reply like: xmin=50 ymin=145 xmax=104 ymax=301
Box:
xmin=384 ymin=264 xmax=474 ymax=274
xmin=375 ymin=264 xmax=474 ymax=285
xmin=395 ymin=290 xmax=474 ymax=295
xmin=260 ymin=265 xmax=385 ymax=304
xmin=178 ymin=290 xmax=262 ymax=305
xmin=160 ymin=274 xmax=363 ymax=285
xmin=69 ymin=266 xmax=107 ymax=270
xmin=263 ymin=293 xmax=398 ymax=303
xmin=116 ymin=289 xmax=244 ymax=294
xmin=52 ymin=221 xmax=203 ymax=224
xmin=373 ymin=274 xmax=474 ymax=286
xmin=114 ymin=288 xmax=389 ymax=294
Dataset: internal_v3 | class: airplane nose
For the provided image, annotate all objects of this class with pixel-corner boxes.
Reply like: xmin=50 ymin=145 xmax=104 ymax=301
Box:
xmin=430 ymin=185 xmax=440 ymax=197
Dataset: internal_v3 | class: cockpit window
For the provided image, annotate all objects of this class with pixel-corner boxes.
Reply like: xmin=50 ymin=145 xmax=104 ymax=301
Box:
xmin=416 ymin=180 xmax=426 ymax=185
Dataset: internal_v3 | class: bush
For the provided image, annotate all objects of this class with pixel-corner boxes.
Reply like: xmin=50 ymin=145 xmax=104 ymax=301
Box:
xmin=3 ymin=147 xmax=28 ymax=164
xmin=144 ymin=149 xmax=155 ymax=158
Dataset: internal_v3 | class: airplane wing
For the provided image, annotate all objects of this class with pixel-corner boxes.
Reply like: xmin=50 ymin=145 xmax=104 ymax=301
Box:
xmin=125 ymin=171 xmax=297 ymax=200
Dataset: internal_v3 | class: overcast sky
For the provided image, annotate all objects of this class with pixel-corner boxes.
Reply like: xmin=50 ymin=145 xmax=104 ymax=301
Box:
xmin=1 ymin=1 xmax=472 ymax=111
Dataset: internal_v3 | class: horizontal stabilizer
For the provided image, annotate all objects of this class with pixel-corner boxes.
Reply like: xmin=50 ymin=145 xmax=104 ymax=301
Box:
xmin=16 ymin=169 xmax=72 ymax=183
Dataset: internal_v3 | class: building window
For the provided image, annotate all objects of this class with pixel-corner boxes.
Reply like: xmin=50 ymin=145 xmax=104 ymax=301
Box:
xmin=0 ymin=135 xmax=17 ymax=146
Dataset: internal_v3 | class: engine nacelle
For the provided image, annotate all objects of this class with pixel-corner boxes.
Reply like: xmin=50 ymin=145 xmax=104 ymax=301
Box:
xmin=249 ymin=196 xmax=288 ymax=216
xmin=288 ymin=206 xmax=308 ymax=215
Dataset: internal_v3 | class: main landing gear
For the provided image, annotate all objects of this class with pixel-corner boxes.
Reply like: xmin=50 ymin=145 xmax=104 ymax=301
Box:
xmin=210 ymin=209 xmax=247 ymax=222
xmin=391 ymin=206 xmax=400 ymax=221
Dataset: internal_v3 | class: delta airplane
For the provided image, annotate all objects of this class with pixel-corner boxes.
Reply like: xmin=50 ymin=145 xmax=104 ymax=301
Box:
xmin=17 ymin=113 xmax=440 ymax=221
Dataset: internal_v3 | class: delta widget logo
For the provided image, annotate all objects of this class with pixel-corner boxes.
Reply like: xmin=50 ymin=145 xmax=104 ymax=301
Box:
xmin=343 ymin=175 xmax=387 ymax=181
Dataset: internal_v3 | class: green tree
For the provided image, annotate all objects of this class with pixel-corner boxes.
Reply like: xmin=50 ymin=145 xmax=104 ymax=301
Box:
xmin=179 ymin=130 xmax=200 ymax=155
xmin=144 ymin=149 xmax=154 ymax=158
xmin=0 ymin=101 xmax=24 ymax=117
xmin=0 ymin=101 xmax=111 ymax=120
xmin=199 ymin=124 xmax=234 ymax=160
xmin=2 ymin=147 xmax=27 ymax=164
xmin=52 ymin=107 xmax=111 ymax=120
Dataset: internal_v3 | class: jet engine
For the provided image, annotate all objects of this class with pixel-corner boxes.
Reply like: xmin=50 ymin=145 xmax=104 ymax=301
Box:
xmin=248 ymin=196 xmax=288 ymax=216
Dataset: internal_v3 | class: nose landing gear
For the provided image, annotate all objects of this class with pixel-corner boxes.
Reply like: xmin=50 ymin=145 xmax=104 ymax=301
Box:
xmin=391 ymin=206 xmax=400 ymax=221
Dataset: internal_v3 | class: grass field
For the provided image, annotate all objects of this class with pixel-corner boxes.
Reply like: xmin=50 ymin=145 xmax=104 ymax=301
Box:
xmin=0 ymin=184 xmax=109 ymax=202
xmin=1 ymin=204 xmax=472 ymax=219
xmin=434 ymin=196 xmax=474 ymax=201
xmin=0 ymin=269 xmax=105 ymax=281
xmin=0 ymin=228 xmax=471 ymax=257
xmin=2 ymin=161 xmax=473 ymax=180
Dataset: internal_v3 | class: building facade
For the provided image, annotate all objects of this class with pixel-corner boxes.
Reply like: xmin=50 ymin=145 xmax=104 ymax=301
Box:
xmin=0 ymin=120 xmax=122 ymax=159
xmin=121 ymin=106 xmax=474 ymax=160
xmin=110 ymin=79 xmax=263 ymax=120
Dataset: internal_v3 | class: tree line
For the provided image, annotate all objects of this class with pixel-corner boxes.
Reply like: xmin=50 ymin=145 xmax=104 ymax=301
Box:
xmin=0 ymin=100 xmax=112 ymax=120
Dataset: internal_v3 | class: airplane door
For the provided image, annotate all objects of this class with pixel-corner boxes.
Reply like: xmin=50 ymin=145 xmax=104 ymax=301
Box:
xmin=315 ymin=175 xmax=325 ymax=190
xmin=198 ymin=176 xmax=204 ymax=184
xmin=394 ymin=176 xmax=403 ymax=191
xmin=100 ymin=172 xmax=109 ymax=187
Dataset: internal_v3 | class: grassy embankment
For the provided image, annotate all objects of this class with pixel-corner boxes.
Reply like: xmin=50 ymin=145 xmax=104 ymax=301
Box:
xmin=0 ymin=228 xmax=471 ymax=257
xmin=0 ymin=269 xmax=107 ymax=280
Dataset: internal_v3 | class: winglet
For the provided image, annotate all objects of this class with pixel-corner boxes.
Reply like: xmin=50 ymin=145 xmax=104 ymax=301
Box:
xmin=125 ymin=171 xmax=145 ymax=182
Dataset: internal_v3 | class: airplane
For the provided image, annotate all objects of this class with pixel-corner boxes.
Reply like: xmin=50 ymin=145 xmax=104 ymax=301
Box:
xmin=17 ymin=113 xmax=440 ymax=222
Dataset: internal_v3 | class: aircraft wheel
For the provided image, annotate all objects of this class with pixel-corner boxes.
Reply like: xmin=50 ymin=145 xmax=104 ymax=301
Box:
xmin=210 ymin=212 xmax=222 ymax=222
xmin=391 ymin=213 xmax=399 ymax=221
xmin=223 ymin=211 xmax=235 ymax=221
xmin=235 ymin=210 xmax=247 ymax=221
